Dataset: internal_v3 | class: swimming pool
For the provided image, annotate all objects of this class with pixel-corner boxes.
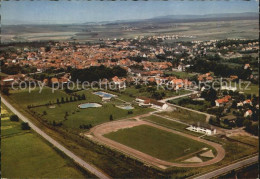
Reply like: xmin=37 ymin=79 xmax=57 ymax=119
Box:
xmin=116 ymin=105 xmax=134 ymax=110
xmin=94 ymin=91 xmax=117 ymax=98
xmin=78 ymin=103 xmax=102 ymax=109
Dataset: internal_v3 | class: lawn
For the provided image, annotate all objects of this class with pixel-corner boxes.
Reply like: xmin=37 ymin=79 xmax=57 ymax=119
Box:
xmin=9 ymin=87 xmax=70 ymax=108
xmin=164 ymin=71 xmax=197 ymax=79
xmin=159 ymin=107 xmax=207 ymax=125
xmin=1 ymin=105 xmax=91 ymax=178
xmin=110 ymin=86 xmax=191 ymax=103
xmin=142 ymin=115 xmax=202 ymax=136
xmin=104 ymin=125 xmax=209 ymax=162
xmin=229 ymin=81 xmax=259 ymax=96
xmin=30 ymin=90 xmax=154 ymax=130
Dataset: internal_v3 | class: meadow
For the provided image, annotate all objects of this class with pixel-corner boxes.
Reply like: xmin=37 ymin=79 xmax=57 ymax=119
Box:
xmin=9 ymin=87 xmax=70 ymax=108
xmin=164 ymin=71 xmax=197 ymax=79
xmin=142 ymin=115 xmax=202 ymax=137
xmin=159 ymin=107 xmax=207 ymax=125
xmin=1 ymin=105 xmax=92 ymax=178
xmin=104 ymin=124 xmax=209 ymax=162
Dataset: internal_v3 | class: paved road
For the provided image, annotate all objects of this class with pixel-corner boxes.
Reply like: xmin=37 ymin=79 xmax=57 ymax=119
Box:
xmin=1 ymin=96 xmax=110 ymax=179
xmin=194 ymin=155 xmax=259 ymax=179
xmin=159 ymin=91 xmax=197 ymax=103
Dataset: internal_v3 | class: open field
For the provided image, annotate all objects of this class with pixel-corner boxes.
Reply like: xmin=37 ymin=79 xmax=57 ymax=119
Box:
xmin=142 ymin=115 xmax=202 ymax=136
xmin=104 ymin=124 xmax=208 ymax=162
xmin=164 ymin=71 xmax=197 ymax=79
xmin=158 ymin=107 xmax=207 ymax=125
xmin=2 ymin=19 xmax=258 ymax=42
xmin=237 ymin=82 xmax=259 ymax=96
xmin=9 ymin=87 xmax=70 ymax=108
xmin=1 ymin=105 xmax=91 ymax=178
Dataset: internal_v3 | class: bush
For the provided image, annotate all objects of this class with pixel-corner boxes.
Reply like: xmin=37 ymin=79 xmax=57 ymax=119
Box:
xmin=21 ymin=122 xmax=31 ymax=130
xmin=10 ymin=115 xmax=19 ymax=122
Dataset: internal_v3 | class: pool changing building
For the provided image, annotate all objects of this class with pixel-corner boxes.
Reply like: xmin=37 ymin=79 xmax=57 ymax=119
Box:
xmin=186 ymin=123 xmax=216 ymax=135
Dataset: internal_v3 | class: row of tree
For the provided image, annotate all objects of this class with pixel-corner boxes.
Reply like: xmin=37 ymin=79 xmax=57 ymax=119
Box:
xmin=57 ymin=94 xmax=86 ymax=104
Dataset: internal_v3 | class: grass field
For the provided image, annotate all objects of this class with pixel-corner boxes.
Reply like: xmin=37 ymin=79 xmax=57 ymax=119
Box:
xmin=104 ymin=125 xmax=209 ymax=162
xmin=19 ymin=89 xmax=154 ymax=130
xmin=142 ymin=115 xmax=202 ymax=137
xmin=9 ymin=87 xmax=70 ymax=108
xmin=1 ymin=105 xmax=91 ymax=178
xmin=159 ymin=107 xmax=207 ymax=125
xmin=164 ymin=71 xmax=197 ymax=79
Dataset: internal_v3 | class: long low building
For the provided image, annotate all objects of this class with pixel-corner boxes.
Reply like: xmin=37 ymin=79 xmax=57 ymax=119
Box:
xmin=186 ymin=123 xmax=216 ymax=135
xmin=136 ymin=96 xmax=168 ymax=110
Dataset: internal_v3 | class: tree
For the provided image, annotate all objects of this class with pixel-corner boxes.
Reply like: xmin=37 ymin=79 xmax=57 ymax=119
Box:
xmin=81 ymin=94 xmax=86 ymax=100
xmin=57 ymin=98 xmax=60 ymax=104
xmin=10 ymin=115 xmax=19 ymax=122
xmin=61 ymin=97 xmax=65 ymax=103
xmin=70 ymin=96 xmax=73 ymax=102
xmin=21 ymin=122 xmax=30 ymax=130
xmin=235 ymin=117 xmax=244 ymax=127
xmin=43 ymin=111 xmax=47 ymax=115
xmin=109 ymin=114 xmax=113 ymax=121
xmin=1 ymin=87 xmax=10 ymax=95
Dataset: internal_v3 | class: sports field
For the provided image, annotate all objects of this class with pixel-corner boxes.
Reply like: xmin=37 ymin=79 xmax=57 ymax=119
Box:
xmin=1 ymin=105 xmax=92 ymax=178
xmin=104 ymin=124 xmax=208 ymax=162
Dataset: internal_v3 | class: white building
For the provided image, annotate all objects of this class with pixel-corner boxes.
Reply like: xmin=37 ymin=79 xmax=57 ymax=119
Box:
xmin=186 ymin=124 xmax=216 ymax=135
xmin=136 ymin=97 xmax=168 ymax=110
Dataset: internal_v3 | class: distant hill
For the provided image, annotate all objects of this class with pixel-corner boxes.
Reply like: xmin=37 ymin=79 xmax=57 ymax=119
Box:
xmin=103 ymin=12 xmax=258 ymax=25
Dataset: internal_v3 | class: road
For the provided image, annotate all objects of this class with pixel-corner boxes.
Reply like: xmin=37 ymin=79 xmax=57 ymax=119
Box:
xmin=194 ymin=155 xmax=259 ymax=179
xmin=1 ymin=96 xmax=110 ymax=179
xmin=159 ymin=91 xmax=197 ymax=103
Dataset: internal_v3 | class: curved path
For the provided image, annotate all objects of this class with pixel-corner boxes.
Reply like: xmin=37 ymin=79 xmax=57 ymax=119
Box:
xmin=87 ymin=120 xmax=225 ymax=169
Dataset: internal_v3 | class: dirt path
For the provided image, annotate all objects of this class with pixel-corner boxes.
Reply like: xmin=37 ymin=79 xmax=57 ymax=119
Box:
xmin=86 ymin=119 xmax=225 ymax=169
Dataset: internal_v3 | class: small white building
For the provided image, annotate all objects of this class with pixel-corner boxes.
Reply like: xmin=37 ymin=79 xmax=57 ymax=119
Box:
xmin=136 ymin=97 xmax=168 ymax=110
xmin=221 ymin=86 xmax=237 ymax=92
xmin=186 ymin=124 xmax=216 ymax=135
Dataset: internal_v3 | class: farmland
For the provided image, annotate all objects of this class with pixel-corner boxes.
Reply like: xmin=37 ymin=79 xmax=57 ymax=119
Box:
xmin=1 ymin=105 xmax=92 ymax=178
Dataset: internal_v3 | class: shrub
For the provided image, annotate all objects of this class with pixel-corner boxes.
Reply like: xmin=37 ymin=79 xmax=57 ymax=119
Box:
xmin=10 ymin=115 xmax=19 ymax=122
xmin=21 ymin=122 xmax=31 ymax=130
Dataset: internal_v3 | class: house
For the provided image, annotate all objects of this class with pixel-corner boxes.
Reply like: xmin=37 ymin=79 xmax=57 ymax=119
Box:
xmin=237 ymin=102 xmax=244 ymax=107
xmin=221 ymin=86 xmax=237 ymax=92
xmin=186 ymin=123 xmax=216 ymax=135
xmin=244 ymin=64 xmax=250 ymax=70
xmin=243 ymin=99 xmax=252 ymax=106
xmin=135 ymin=97 xmax=168 ymax=110
xmin=215 ymin=95 xmax=231 ymax=107
xmin=111 ymin=76 xmax=126 ymax=90
xmin=177 ymin=64 xmax=186 ymax=72
xmin=244 ymin=110 xmax=253 ymax=117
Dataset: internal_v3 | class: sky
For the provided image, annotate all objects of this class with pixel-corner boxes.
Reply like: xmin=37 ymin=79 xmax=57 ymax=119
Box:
xmin=1 ymin=0 xmax=259 ymax=25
